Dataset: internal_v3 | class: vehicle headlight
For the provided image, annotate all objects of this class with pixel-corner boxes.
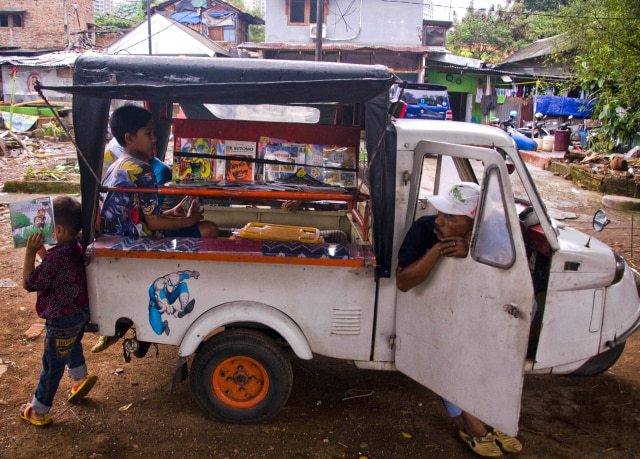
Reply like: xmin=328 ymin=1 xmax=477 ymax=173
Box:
xmin=612 ymin=251 xmax=626 ymax=285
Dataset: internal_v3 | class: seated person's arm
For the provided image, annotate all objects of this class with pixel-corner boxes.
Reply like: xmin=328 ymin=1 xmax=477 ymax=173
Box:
xmin=143 ymin=199 xmax=203 ymax=231
xmin=396 ymin=243 xmax=444 ymax=292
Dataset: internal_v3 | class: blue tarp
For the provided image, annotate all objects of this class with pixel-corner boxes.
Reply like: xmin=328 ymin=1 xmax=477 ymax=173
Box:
xmin=171 ymin=12 xmax=202 ymax=24
xmin=535 ymin=95 xmax=595 ymax=118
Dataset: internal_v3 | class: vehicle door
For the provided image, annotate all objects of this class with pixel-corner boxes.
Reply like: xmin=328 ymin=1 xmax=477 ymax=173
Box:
xmin=395 ymin=140 xmax=534 ymax=437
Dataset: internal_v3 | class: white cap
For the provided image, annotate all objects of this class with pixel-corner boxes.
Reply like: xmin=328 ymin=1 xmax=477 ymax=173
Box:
xmin=430 ymin=182 xmax=480 ymax=218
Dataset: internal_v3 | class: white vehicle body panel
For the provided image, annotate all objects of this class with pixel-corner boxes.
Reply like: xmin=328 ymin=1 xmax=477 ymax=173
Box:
xmin=87 ymin=257 xmax=376 ymax=361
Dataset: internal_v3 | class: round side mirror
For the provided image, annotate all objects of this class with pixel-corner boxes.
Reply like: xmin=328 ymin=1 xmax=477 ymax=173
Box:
xmin=593 ymin=209 xmax=610 ymax=233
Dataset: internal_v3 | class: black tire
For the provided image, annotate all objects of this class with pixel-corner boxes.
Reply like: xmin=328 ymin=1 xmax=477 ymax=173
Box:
xmin=571 ymin=342 xmax=626 ymax=376
xmin=190 ymin=329 xmax=293 ymax=424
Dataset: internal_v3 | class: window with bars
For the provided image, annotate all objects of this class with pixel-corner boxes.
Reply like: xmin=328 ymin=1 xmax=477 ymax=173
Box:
xmin=0 ymin=13 xmax=24 ymax=28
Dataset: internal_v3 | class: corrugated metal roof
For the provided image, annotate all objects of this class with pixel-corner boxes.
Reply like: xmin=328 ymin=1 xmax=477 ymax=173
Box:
xmin=0 ymin=51 xmax=89 ymax=67
xmin=496 ymin=34 xmax=570 ymax=66
xmin=238 ymin=42 xmax=449 ymax=53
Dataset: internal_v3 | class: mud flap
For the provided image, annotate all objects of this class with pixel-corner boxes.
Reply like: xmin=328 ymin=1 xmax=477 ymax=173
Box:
xmin=171 ymin=356 xmax=188 ymax=392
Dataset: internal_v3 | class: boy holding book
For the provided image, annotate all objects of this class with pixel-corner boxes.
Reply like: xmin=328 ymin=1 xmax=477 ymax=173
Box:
xmin=20 ymin=196 xmax=97 ymax=426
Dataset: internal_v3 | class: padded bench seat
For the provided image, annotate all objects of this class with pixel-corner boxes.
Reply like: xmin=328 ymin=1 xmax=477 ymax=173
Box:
xmin=88 ymin=235 xmax=376 ymax=268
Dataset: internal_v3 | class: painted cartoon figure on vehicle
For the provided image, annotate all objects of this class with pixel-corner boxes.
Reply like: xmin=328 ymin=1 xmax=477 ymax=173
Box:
xmin=148 ymin=270 xmax=199 ymax=336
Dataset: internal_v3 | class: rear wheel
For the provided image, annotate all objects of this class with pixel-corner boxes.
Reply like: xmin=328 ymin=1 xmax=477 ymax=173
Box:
xmin=190 ymin=329 xmax=293 ymax=423
xmin=571 ymin=342 xmax=626 ymax=376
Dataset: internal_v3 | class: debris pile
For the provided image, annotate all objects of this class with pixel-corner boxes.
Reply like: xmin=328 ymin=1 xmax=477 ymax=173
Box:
xmin=0 ymin=129 xmax=78 ymax=185
xmin=553 ymin=146 xmax=640 ymax=197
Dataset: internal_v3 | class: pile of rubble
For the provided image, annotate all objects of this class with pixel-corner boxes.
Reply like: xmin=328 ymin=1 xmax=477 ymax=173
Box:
xmin=552 ymin=146 xmax=640 ymax=197
xmin=0 ymin=129 xmax=78 ymax=187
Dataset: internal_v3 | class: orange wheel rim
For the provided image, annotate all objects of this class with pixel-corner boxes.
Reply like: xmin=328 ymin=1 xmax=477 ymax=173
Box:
xmin=212 ymin=356 xmax=269 ymax=408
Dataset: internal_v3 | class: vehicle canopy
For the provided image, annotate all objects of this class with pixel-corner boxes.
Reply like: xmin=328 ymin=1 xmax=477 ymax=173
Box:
xmin=40 ymin=54 xmax=399 ymax=276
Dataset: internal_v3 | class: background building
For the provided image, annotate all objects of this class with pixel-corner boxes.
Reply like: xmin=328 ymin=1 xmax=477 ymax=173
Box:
xmin=0 ymin=0 xmax=94 ymax=54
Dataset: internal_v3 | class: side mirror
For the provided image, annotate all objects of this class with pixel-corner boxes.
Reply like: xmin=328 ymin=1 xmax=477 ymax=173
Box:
xmin=593 ymin=209 xmax=610 ymax=232
xmin=585 ymin=209 xmax=610 ymax=247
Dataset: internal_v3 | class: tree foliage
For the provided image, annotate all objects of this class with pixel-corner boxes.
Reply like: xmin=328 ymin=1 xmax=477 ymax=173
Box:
xmin=560 ymin=0 xmax=640 ymax=150
xmin=94 ymin=1 xmax=160 ymax=29
xmin=447 ymin=0 xmax=555 ymax=63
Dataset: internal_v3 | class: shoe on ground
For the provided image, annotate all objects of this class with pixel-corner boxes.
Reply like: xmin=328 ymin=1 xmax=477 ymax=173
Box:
xmin=20 ymin=405 xmax=52 ymax=427
xmin=459 ymin=429 xmax=502 ymax=457
xmin=490 ymin=428 xmax=523 ymax=454
xmin=91 ymin=335 xmax=119 ymax=353
xmin=68 ymin=375 xmax=98 ymax=402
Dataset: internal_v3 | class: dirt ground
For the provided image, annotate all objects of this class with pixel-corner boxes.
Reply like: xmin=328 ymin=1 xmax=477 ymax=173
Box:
xmin=2 ymin=147 xmax=640 ymax=458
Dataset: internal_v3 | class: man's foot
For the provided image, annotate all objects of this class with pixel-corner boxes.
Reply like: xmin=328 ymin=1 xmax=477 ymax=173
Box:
xmin=163 ymin=320 xmax=170 ymax=336
xmin=490 ymin=428 xmax=522 ymax=453
xmin=68 ymin=375 xmax=98 ymax=402
xmin=91 ymin=335 xmax=120 ymax=353
xmin=20 ymin=404 xmax=52 ymax=427
xmin=459 ymin=429 xmax=502 ymax=457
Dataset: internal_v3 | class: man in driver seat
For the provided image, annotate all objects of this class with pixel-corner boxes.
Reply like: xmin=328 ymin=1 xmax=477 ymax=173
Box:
xmin=396 ymin=182 xmax=523 ymax=457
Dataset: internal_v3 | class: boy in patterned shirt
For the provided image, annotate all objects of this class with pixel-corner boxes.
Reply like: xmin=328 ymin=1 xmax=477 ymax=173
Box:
xmin=99 ymin=104 xmax=218 ymax=239
xmin=20 ymin=196 xmax=97 ymax=426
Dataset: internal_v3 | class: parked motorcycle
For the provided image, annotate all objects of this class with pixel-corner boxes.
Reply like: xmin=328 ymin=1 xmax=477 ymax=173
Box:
xmin=496 ymin=110 xmax=538 ymax=151
xmin=517 ymin=113 xmax=550 ymax=139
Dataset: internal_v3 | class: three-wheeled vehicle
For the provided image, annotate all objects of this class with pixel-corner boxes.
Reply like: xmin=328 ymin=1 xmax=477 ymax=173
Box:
xmin=41 ymin=54 xmax=640 ymax=436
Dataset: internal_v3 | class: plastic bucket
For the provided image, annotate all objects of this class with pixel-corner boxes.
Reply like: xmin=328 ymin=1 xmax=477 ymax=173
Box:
xmin=535 ymin=138 xmax=543 ymax=150
xmin=554 ymin=130 xmax=571 ymax=152
xmin=542 ymin=136 xmax=554 ymax=152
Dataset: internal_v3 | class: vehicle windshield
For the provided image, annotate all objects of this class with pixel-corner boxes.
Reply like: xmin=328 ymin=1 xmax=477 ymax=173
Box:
xmin=401 ymin=89 xmax=448 ymax=107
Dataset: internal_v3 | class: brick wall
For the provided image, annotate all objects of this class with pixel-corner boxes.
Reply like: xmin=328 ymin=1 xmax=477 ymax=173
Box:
xmin=0 ymin=0 xmax=94 ymax=51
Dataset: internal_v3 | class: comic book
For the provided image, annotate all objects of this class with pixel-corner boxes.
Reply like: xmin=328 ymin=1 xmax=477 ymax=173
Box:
xmin=322 ymin=146 xmax=357 ymax=187
xmin=173 ymin=137 xmax=224 ymax=182
xmin=263 ymin=144 xmax=306 ymax=182
xmin=9 ymin=197 xmax=56 ymax=248
xmin=224 ymin=140 xmax=256 ymax=183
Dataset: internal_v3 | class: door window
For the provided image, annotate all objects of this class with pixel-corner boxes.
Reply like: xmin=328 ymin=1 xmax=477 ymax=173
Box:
xmin=472 ymin=167 xmax=515 ymax=268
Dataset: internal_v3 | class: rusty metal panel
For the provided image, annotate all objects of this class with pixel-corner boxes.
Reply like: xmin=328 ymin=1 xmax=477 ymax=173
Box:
xmin=493 ymin=97 xmax=532 ymax=129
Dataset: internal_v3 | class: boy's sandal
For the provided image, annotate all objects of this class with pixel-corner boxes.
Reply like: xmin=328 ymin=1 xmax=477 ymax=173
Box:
xmin=459 ymin=429 xmax=503 ymax=457
xmin=68 ymin=375 xmax=98 ymax=402
xmin=20 ymin=405 xmax=52 ymax=427
xmin=490 ymin=428 xmax=523 ymax=454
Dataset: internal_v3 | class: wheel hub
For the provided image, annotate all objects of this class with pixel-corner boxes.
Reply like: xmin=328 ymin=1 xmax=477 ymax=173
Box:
xmin=212 ymin=356 xmax=270 ymax=408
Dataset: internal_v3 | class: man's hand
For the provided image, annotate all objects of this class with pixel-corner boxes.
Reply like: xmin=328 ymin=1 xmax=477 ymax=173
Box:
xmin=281 ymin=200 xmax=302 ymax=212
xmin=438 ymin=237 xmax=469 ymax=258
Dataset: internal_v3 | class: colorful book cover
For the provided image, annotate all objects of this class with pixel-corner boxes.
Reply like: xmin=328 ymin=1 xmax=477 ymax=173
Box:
xmin=9 ymin=197 xmax=56 ymax=248
xmin=322 ymin=146 xmax=357 ymax=187
xmin=263 ymin=144 xmax=306 ymax=181
xmin=176 ymin=137 xmax=213 ymax=155
xmin=172 ymin=156 xmax=218 ymax=183
xmin=224 ymin=140 xmax=256 ymax=183
xmin=305 ymin=144 xmax=328 ymax=182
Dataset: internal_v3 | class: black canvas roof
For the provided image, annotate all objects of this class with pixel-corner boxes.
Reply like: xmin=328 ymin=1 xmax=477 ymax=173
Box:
xmin=41 ymin=54 xmax=396 ymax=105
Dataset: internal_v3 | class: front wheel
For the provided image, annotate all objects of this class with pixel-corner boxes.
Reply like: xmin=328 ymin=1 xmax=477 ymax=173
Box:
xmin=571 ymin=342 xmax=626 ymax=376
xmin=190 ymin=329 xmax=293 ymax=424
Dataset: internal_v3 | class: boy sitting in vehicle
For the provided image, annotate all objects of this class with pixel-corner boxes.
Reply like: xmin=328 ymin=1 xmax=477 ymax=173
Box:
xmin=100 ymin=104 xmax=218 ymax=239
xmin=94 ymin=104 xmax=219 ymax=353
